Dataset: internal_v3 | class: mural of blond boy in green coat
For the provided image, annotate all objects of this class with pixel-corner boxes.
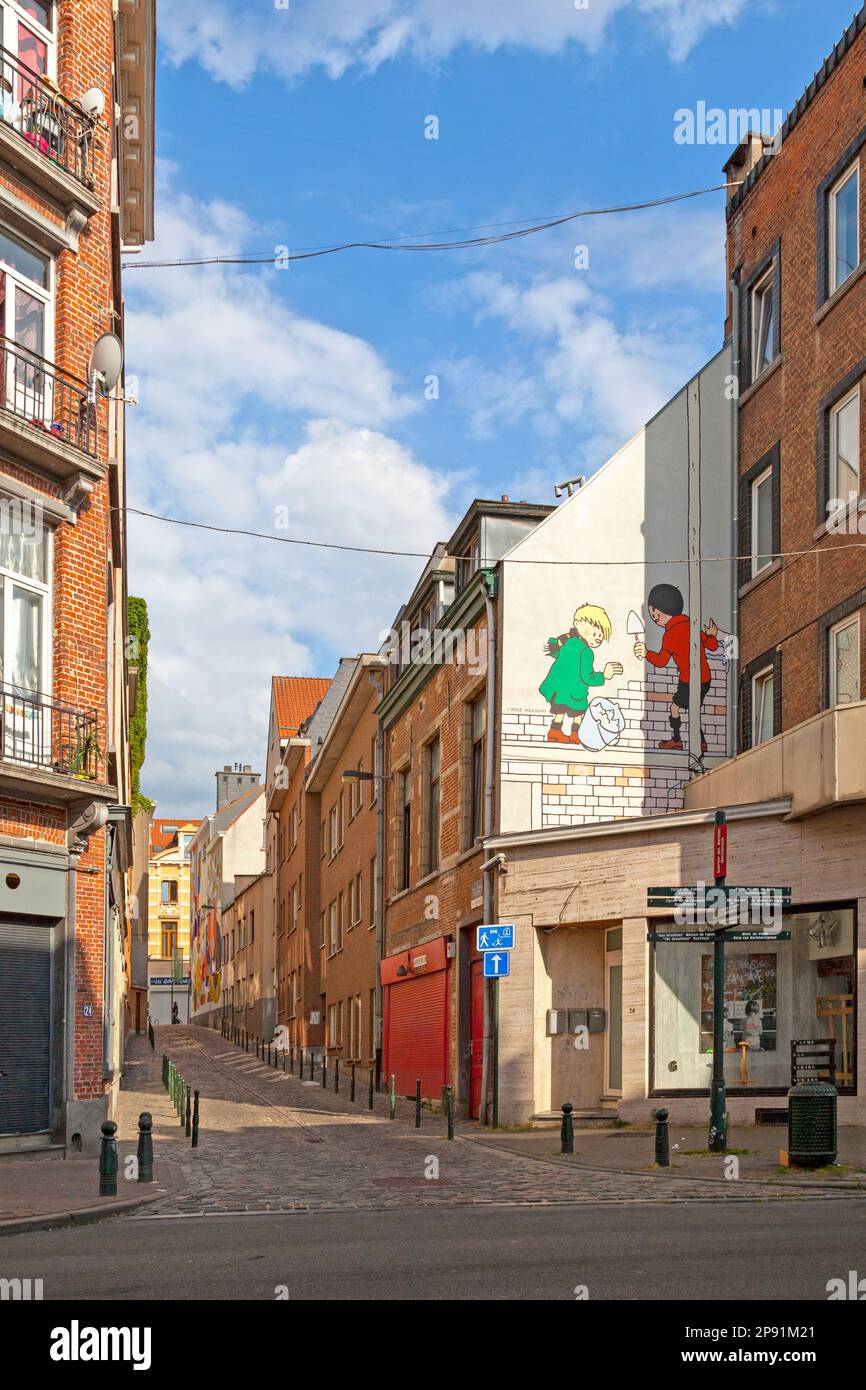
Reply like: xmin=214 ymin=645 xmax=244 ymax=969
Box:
xmin=540 ymin=603 xmax=623 ymax=745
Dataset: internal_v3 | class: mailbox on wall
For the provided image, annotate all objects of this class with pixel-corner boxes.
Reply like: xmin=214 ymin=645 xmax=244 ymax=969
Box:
xmin=587 ymin=1007 xmax=605 ymax=1033
xmin=546 ymin=1009 xmax=569 ymax=1035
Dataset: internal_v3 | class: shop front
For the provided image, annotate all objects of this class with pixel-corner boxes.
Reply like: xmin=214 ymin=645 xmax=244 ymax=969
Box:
xmin=381 ymin=935 xmax=451 ymax=1099
xmin=487 ymin=799 xmax=864 ymax=1126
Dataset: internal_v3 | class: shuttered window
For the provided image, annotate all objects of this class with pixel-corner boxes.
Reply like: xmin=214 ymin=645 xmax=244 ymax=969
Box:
xmin=0 ymin=918 xmax=52 ymax=1134
xmin=384 ymin=969 xmax=449 ymax=1098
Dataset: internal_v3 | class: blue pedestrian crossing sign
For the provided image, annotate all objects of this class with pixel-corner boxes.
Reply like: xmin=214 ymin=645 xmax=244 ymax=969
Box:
xmin=483 ymin=951 xmax=511 ymax=979
xmin=476 ymin=924 xmax=515 ymax=951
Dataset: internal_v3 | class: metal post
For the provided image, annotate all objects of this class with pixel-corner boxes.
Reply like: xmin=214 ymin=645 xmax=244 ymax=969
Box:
xmin=98 ymin=1120 xmax=118 ymax=1197
xmin=492 ymin=978 xmax=500 ymax=1129
xmin=299 ymin=1047 xmax=304 ymax=1079
xmin=192 ymin=1090 xmax=200 ymax=1148
xmin=655 ymin=1107 xmax=670 ymax=1167
xmin=185 ymin=1086 xmax=191 ymax=1137
xmin=290 ymin=1044 xmax=295 ymax=1075
xmin=322 ymin=1056 xmax=327 ymax=1089
xmin=389 ymin=1073 xmax=396 ymax=1119
xmin=267 ymin=1042 xmax=271 ymax=1066
xmin=368 ymin=1069 xmax=374 ymax=1110
xmin=415 ymin=1079 xmax=422 ymax=1129
xmin=334 ymin=1058 xmax=340 ymax=1094
xmin=350 ymin=1064 xmax=356 ymax=1102
xmin=446 ymin=1085 xmax=454 ymax=1141
xmin=178 ymin=1078 xmax=185 ymax=1123
xmin=709 ymin=810 xmax=728 ymax=1153
xmin=560 ymin=1102 xmax=574 ymax=1154
xmin=137 ymin=1112 xmax=153 ymax=1184
xmin=309 ymin=1050 xmax=314 ymax=1081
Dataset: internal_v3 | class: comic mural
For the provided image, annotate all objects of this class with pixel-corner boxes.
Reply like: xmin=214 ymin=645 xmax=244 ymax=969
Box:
xmin=190 ymin=838 xmax=223 ymax=1009
xmin=499 ymin=347 xmax=735 ymax=833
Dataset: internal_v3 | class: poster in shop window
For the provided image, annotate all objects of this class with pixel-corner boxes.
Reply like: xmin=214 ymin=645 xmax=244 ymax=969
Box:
xmin=700 ymin=952 xmax=777 ymax=1054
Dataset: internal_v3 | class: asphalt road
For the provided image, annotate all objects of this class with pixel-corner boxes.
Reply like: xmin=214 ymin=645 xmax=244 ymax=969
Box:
xmin=2 ymin=1199 xmax=865 ymax=1301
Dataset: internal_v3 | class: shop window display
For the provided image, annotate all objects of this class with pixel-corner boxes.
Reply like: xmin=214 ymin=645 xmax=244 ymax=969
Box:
xmin=652 ymin=908 xmax=855 ymax=1092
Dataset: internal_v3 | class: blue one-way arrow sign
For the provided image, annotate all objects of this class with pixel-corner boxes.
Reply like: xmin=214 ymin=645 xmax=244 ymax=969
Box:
xmin=477 ymin=924 xmax=515 ymax=951
xmin=483 ymin=951 xmax=510 ymax=979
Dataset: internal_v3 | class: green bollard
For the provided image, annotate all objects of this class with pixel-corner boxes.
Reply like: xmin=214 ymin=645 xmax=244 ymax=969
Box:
xmin=99 ymin=1120 xmax=118 ymax=1197
xmin=137 ymin=1112 xmax=154 ymax=1183
xmin=561 ymin=1102 xmax=574 ymax=1154
xmin=654 ymin=1108 xmax=670 ymax=1168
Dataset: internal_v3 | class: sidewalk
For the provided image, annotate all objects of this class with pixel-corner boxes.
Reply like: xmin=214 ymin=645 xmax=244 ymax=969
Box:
xmin=0 ymin=1034 xmax=185 ymax=1237
xmin=466 ymin=1119 xmax=866 ymax=1189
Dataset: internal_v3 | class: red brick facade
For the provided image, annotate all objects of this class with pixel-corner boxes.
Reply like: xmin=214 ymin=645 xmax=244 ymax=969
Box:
xmin=725 ymin=10 xmax=866 ymax=740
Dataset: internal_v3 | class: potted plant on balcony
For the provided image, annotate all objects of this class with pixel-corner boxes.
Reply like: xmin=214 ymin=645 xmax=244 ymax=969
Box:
xmin=64 ymin=730 xmax=102 ymax=781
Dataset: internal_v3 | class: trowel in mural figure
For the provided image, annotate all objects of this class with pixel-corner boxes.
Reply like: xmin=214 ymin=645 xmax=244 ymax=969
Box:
xmin=540 ymin=604 xmax=623 ymax=745
xmin=633 ymin=582 xmax=718 ymax=752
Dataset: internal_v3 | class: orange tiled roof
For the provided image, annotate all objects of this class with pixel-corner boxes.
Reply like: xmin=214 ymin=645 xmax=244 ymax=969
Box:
xmin=272 ymin=676 xmax=331 ymax=737
xmin=149 ymin=818 xmax=202 ymax=855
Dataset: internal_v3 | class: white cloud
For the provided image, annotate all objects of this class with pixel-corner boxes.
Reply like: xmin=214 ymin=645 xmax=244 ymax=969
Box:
xmin=160 ymin=0 xmax=751 ymax=88
xmin=126 ymin=181 xmax=453 ymax=815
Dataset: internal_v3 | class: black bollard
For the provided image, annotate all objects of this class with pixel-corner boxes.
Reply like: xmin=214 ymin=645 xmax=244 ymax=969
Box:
xmin=137 ymin=1112 xmax=154 ymax=1183
xmin=290 ymin=1044 xmax=295 ymax=1075
xmin=192 ymin=1090 xmax=200 ymax=1148
xmin=446 ymin=1086 xmax=454 ymax=1141
xmin=99 ymin=1120 xmax=118 ymax=1197
xmin=321 ymin=1056 xmax=327 ymax=1089
xmin=299 ymin=1046 xmax=304 ymax=1079
xmin=561 ymin=1102 xmax=574 ymax=1154
xmin=415 ymin=1079 xmax=422 ymax=1129
xmin=267 ymin=1042 xmax=271 ymax=1066
xmin=654 ymin=1108 xmax=670 ymax=1168
xmin=350 ymin=1064 xmax=356 ymax=1103
xmin=368 ymin=1069 xmax=374 ymax=1110
xmin=334 ymin=1058 xmax=340 ymax=1094
xmin=185 ymin=1086 xmax=191 ymax=1137
xmin=309 ymin=1050 xmax=314 ymax=1081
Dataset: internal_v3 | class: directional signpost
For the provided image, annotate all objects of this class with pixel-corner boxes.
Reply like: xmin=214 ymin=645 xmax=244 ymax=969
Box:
xmin=476 ymin=926 xmax=516 ymax=1130
xmin=646 ymin=810 xmax=793 ymax=1153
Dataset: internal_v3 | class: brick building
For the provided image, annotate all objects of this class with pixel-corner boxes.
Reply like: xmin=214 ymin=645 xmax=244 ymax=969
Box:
xmin=378 ymin=500 xmax=552 ymax=1116
xmin=306 ymin=654 xmax=383 ymax=1073
xmin=221 ymin=869 xmax=271 ymax=1038
xmin=0 ymin=0 xmax=155 ymax=1153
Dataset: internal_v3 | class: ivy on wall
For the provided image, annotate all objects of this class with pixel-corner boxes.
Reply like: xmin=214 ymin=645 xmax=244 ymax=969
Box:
xmin=128 ymin=595 xmax=154 ymax=815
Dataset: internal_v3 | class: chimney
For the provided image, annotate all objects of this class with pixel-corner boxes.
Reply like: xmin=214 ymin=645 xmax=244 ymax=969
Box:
xmin=723 ymin=132 xmax=776 ymax=204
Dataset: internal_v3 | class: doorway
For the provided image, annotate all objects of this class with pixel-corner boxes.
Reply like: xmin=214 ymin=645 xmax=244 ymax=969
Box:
xmin=605 ymin=927 xmax=623 ymax=1097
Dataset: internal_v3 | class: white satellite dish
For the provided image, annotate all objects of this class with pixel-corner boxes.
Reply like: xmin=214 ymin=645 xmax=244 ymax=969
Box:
xmin=89 ymin=332 xmax=124 ymax=393
xmin=79 ymin=87 xmax=105 ymax=120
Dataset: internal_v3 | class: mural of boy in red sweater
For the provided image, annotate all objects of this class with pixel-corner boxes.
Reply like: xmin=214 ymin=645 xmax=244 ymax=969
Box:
xmin=633 ymin=582 xmax=718 ymax=752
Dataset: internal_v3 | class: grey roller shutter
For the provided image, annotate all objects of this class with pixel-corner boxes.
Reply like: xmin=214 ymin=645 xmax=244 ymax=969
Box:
xmin=0 ymin=920 xmax=53 ymax=1134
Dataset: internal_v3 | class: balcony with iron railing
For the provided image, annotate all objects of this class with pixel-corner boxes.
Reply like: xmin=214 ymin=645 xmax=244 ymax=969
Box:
xmin=0 ymin=335 xmax=105 ymax=478
xmin=0 ymin=46 xmax=99 ymax=200
xmin=0 ymin=683 xmax=101 ymax=792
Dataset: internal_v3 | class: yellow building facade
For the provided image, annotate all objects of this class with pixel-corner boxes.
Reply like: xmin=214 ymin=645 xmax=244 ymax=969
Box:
xmin=147 ymin=822 xmax=199 ymax=963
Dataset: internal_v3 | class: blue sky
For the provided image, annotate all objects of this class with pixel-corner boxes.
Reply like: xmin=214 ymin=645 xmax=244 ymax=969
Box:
xmin=127 ymin=0 xmax=862 ymax=815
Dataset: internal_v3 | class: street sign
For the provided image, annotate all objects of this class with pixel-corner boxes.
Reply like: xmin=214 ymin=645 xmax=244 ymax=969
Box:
xmin=714 ymin=820 xmax=728 ymax=879
xmin=647 ymin=885 xmax=792 ymax=908
xmin=477 ymin=924 xmax=515 ymax=951
xmin=482 ymin=951 xmax=511 ymax=978
xmin=648 ymin=931 xmax=791 ymax=943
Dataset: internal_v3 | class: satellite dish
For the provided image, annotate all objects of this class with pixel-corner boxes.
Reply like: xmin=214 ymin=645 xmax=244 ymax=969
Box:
xmin=79 ymin=87 xmax=105 ymax=120
xmin=89 ymin=333 xmax=124 ymax=393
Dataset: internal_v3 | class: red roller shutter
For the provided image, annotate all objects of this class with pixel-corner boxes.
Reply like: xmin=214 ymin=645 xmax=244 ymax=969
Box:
xmin=385 ymin=968 xmax=449 ymax=1098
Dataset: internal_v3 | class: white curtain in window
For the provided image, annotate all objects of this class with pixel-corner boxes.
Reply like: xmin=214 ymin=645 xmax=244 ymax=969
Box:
xmin=8 ymin=581 xmax=41 ymax=695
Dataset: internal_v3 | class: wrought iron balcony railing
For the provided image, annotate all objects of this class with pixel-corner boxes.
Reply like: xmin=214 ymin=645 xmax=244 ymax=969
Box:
xmin=0 ymin=336 xmax=102 ymax=458
xmin=0 ymin=684 xmax=100 ymax=780
xmin=0 ymin=46 xmax=98 ymax=189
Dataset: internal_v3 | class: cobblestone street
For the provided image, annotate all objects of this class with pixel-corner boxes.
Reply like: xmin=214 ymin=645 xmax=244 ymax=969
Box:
xmin=115 ymin=1027 xmax=856 ymax=1217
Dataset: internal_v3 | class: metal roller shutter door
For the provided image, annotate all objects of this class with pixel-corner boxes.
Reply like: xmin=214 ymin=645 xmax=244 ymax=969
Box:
xmin=386 ymin=969 xmax=449 ymax=1098
xmin=0 ymin=920 xmax=52 ymax=1135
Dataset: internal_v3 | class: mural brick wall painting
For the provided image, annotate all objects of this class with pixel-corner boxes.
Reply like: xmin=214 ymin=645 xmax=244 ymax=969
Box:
xmin=499 ymin=348 xmax=734 ymax=833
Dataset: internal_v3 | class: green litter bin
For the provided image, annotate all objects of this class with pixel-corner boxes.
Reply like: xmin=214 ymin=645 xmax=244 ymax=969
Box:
xmin=787 ymin=1080 xmax=837 ymax=1168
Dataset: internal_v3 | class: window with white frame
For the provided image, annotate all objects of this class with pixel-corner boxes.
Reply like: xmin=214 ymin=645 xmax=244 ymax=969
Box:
xmin=752 ymin=666 xmax=775 ymax=746
xmin=751 ymin=466 xmax=774 ymax=576
xmin=751 ymin=265 xmax=776 ymax=381
xmin=830 ymin=162 xmax=860 ymax=295
xmin=0 ymin=517 xmax=52 ymax=760
xmin=328 ymin=1001 xmax=342 ymax=1049
xmin=0 ymin=228 xmax=52 ymax=413
xmin=328 ymin=901 xmax=338 ymax=956
xmin=0 ymin=3 xmax=55 ymax=95
xmin=425 ymin=736 xmax=440 ymax=874
xmin=830 ymin=615 xmax=860 ymax=707
xmin=830 ymin=386 xmax=860 ymax=504
xmin=328 ymin=805 xmax=337 ymax=859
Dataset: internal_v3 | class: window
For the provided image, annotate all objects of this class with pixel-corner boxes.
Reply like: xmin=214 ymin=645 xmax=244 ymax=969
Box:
xmin=0 ymin=520 xmax=52 ymax=760
xmin=750 ymin=467 xmax=774 ymax=576
xmin=369 ymin=988 xmax=376 ymax=1059
xmin=290 ymin=804 xmax=299 ymax=849
xmin=0 ymin=3 xmax=54 ymax=100
xmin=0 ymin=229 xmax=53 ymax=428
xmin=328 ymin=1001 xmax=342 ymax=1049
xmin=470 ymin=695 xmax=486 ymax=843
xmin=751 ymin=265 xmax=776 ymax=380
xmin=456 ymin=533 xmax=481 ymax=593
xmin=425 ymin=737 xmax=440 ymax=873
xmin=830 ymin=616 xmax=860 ymax=707
xmin=399 ymin=768 xmax=412 ymax=891
xmin=830 ymin=387 xmax=860 ymax=504
xmin=348 ymin=995 xmax=362 ymax=1061
xmin=328 ymin=901 xmax=338 ymax=956
xmin=161 ymin=879 xmax=178 ymax=905
xmin=161 ymin=925 xmax=177 ymax=959
xmin=752 ymin=667 xmax=775 ymax=746
xmin=338 ymin=891 xmax=344 ymax=950
xmin=328 ymin=806 xmax=337 ymax=859
xmin=830 ymin=163 xmax=860 ymax=294
xmin=321 ymin=819 xmax=327 ymax=859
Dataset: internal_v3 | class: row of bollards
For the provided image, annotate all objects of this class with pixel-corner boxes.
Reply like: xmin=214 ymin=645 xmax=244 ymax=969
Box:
xmin=558 ymin=1101 xmax=671 ymax=1167
xmin=98 ymin=1111 xmax=155 ymax=1198
xmin=162 ymin=1055 xmax=200 ymax=1149
xmin=221 ymin=1023 xmax=456 ymax=1138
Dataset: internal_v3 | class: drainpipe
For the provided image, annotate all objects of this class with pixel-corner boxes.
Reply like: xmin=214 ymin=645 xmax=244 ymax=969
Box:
xmin=480 ymin=572 xmax=498 ymax=1125
xmin=272 ymin=807 xmax=279 ymax=1036
xmin=730 ymin=268 xmax=742 ymax=755
xmin=373 ymin=676 xmax=385 ymax=1091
